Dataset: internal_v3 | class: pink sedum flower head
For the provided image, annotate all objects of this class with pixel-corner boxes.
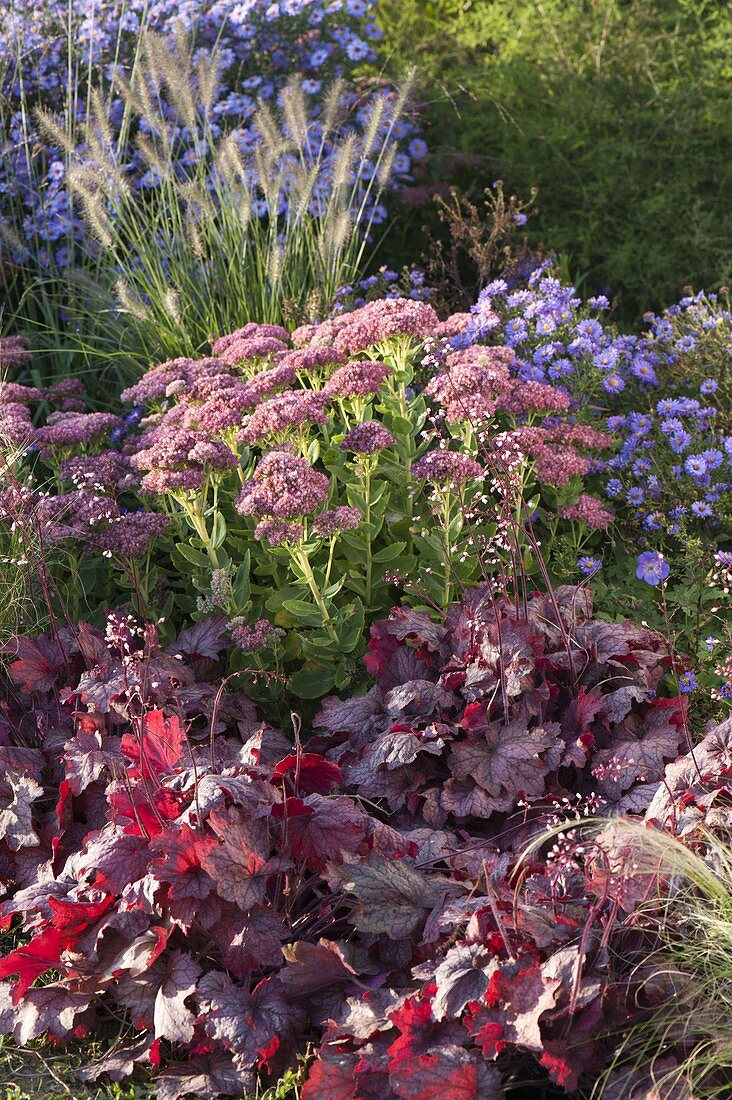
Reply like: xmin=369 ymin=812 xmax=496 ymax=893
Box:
xmin=497 ymin=381 xmax=572 ymax=415
xmin=216 ymin=336 xmax=289 ymax=367
xmin=245 ymin=363 xmax=297 ymax=400
xmin=61 ymin=452 xmax=138 ymax=491
xmin=280 ymin=346 xmax=346 ymax=374
xmin=340 ymin=421 xmax=397 ymax=454
xmin=35 ymin=412 xmax=123 ymax=455
xmin=411 ymin=450 xmax=484 ymax=485
xmin=432 ymin=313 xmax=476 ymax=338
xmin=238 ymin=390 xmax=329 ymax=445
xmin=228 ymin=617 xmax=284 ymax=652
xmin=186 ymin=440 xmax=239 ymax=471
xmin=0 ymin=381 xmax=44 ymax=405
xmin=120 ymin=357 xmax=230 ymax=406
xmin=313 ymin=506 xmax=362 ymax=537
xmin=332 ymin=298 xmax=440 ymax=354
xmin=0 ymin=335 xmax=31 ymax=371
xmin=559 ymin=493 xmax=614 ymax=529
xmin=324 ymin=360 xmax=392 ymax=399
xmin=0 ymin=402 xmax=34 ymax=445
xmin=211 ymin=323 xmax=290 ymax=357
xmin=140 ymin=468 xmax=206 ymax=494
xmin=94 ymin=511 xmax=169 ymax=558
xmin=236 ymin=449 xmax=330 ymax=518
xmin=253 ymin=517 xmax=305 ymax=546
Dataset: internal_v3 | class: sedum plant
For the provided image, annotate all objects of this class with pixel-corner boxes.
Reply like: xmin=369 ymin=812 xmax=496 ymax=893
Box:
xmin=2 ymin=299 xmax=612 ymax=703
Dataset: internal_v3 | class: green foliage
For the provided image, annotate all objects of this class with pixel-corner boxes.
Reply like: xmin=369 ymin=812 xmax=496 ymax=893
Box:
xmin=378 ymin=0 xmax=732 ymax=321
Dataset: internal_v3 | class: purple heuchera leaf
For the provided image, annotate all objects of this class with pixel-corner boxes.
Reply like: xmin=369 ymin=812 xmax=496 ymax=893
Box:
xmin=64 ymin=729 xmax=122 ymax=794
xmin=167 ymin=614 xmax=230 ymax=661
xmin=0 ymin=773 xmax=43 ymax=851
xmin=328 ymin=856 xmax=460 ymax=940
xmin=155 ymin=1051 xmax=255 ymax=1100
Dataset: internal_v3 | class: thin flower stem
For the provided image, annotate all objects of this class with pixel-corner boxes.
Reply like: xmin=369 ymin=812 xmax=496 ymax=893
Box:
xmin=292 ymin=547 xmax=338 ymax=642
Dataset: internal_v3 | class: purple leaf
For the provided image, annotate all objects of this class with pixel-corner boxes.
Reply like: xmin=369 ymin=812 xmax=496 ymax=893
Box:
xmin=64 ymin=729 xmax=123 ymax=794
xmin=155 ymin=1051 xmax=255 ymax=1100
xmin=0 ymin=773 xmax=43 ymax=850
xmin=329 ymin=856 xmax=457 ymax=940
xmin=202 ymin=806 xmax=277 ymax=911
xmin=449 ymin=720 xmax=561 ymax=800
xmin=432 ymin=942 xmax=491 ymax=1021
xmin=168 ymin=615 xmax=230 ymax=661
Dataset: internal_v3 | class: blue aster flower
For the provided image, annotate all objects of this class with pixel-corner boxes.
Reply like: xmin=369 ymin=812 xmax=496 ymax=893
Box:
xmin=677 ymin=671 xmax=697 ymax=692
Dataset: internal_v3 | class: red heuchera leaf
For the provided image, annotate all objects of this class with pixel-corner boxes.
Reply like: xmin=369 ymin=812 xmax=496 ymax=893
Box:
xmin=0 ymin=927 xmax=68 ymax=1002
xmin=80 ymin=826 xmax=151 ymax=893
xmin=4 ymin=635 xmax=67 ymax=694
xmin=202 ymin=806 xmax=276 ymax=911
xmin=431 ymin=943 xmax=492 ymax=1021
xmin=595 ymin=699 xmax=686 ymax=801
xmin=155 ymin=1051 xmax=255 ymax=1100
xmin=280 ymin=938 xmax=358 ymax=996
xmin=390 ymin=1045 xmax=502 ymax=1100
xmin=48 ymin=894 xmax=115 ymax=935
xmin=108 ymin=783 xmax=183 ymax=837
xmin=77 ymin=1035 xmax=160 ymax=1083
xmin=13 ymin=985 xmax=91 ymax=1044
xmin=465 ymin=958 xmax=561 ymax=1057
xmin=275 ymin=794 xmax=367 ymax=872
xmin=364 ymin=621 xmax=433 ymax=689
xmin=449 ymin=720 xmax=561 ymax=801
xmin=149 ymin=824 xmax=216 ymax=924
xmin=203 ymin=903 xmax=287 ymax=977
xmin=151 ymin=949 xmax=202 ymax=1043
xmin=120 ymin=710 xmax=188 ymax=780
xmin=302 ymin=1047 xmax=359 ymax=1100
xmin=197 ymin=970 xmax=300 ymax=1066
xmin=272 ymin=752 xmax=343 ymax=795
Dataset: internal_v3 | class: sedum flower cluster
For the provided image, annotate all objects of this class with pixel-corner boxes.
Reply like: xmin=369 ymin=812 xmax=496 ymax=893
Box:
xmin=2 ymin=292 xmax=611 ymax=699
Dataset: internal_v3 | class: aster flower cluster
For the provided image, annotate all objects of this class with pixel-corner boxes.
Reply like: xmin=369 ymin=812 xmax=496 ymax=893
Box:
xmin=331 ymin=264 xmax=432 ymax=314
xmin=1 ymin=0 xmax=424 ymax=268
xmin=601 ymin=394 xmax=731 ymax=537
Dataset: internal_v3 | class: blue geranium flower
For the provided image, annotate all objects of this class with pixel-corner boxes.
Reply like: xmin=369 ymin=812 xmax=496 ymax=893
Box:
xmin=636 ymin=551 xmax=670 ymax=585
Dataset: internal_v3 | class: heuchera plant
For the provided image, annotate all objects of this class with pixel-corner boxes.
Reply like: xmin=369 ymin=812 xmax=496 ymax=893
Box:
xmin=0 ymin=583 xmax=688 ymax=1098
xmin=2 ymin=299 xmax=611 ymax=703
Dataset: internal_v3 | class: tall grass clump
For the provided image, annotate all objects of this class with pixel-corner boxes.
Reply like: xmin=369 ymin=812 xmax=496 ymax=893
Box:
xmin=0 ymin=1 xmax=419 ymax=391
xmin=40 ymin=33 xmax=411 ymax=366
xmin=585 ymin=819 xmax=732 ymax=1098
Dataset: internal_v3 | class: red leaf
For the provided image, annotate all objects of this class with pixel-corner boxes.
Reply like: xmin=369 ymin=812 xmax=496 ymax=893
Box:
xmin=108 ymin=784 xmax=183 ymax=837
xmin=0 ymin=927 xmax=67 ymax=1002
xmin=120 ymin=710 xmax=187 ymax=780
xmin=302 ymin=1048 xmax=358 ymax=1100
xmin=4 ymin=635 xmax=66 ymax=694
xmin=276 ymin=794 xmax=367 ymax=872
xmin=390 ymin=1045 xmax=502 ymax=1099
xmin=48 ymin=894 xmax=115 ymax=935
xmin=272 ymin=753 xmax=343 ymax=795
